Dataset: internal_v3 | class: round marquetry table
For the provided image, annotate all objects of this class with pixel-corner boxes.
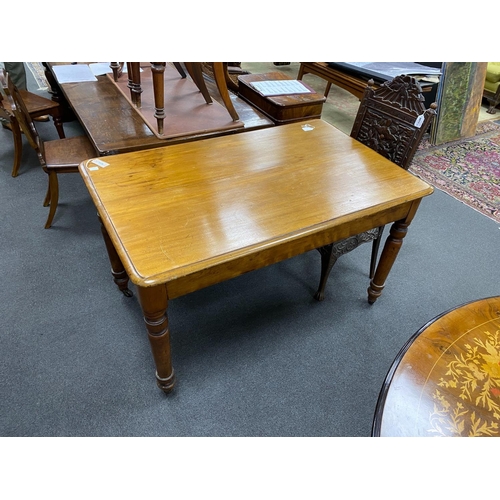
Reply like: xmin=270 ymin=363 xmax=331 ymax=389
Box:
xmin=372 ymin=296 xmax=500 ymax=437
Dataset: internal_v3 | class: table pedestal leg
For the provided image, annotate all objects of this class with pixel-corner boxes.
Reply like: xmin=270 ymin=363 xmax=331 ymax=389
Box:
xmin=97 ymin=213 xmax=133 ymax=297
xmin=367 ymin=219 xmax=409 ymax=304
xmin=137 ymin=285 xmax=176 ymax=394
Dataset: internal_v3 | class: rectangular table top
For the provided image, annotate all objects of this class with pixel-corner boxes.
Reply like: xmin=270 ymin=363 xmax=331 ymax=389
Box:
xmin=79 ymin=120 xmax=433 ymax=296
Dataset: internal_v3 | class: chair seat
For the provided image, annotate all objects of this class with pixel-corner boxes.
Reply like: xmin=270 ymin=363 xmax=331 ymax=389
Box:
xmin=2 ymin=89 xmax=58 ymax=116
xmin=1 ymin=79 xmax=66 ymax=177
xmin=3 ymin=68 xmax=94 ymax=228
xmin=44 ymin=136 xmax=97 ymax=170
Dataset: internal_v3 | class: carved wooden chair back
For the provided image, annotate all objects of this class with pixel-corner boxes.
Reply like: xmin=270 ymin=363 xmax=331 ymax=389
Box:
xmin=350 ymin=75 xmax=437 ymax=169
xmin=313 ymin=75 xmax=437 ymax=301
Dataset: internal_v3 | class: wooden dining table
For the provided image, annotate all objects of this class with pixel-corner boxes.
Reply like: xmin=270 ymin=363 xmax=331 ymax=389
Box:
xmin=78 ymin=119 xmax=434 ymax=393
xmin=44 ymin=62 xmax=274 ymax=156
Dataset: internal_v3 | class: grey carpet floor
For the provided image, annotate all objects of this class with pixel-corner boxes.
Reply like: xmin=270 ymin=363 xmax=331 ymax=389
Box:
xmin=1 ymin=64 xmax=499 ymax=438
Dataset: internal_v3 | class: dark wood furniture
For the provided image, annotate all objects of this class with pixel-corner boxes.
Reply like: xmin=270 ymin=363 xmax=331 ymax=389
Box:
xmin=237 ymin=72 xmax=326 ymax=124
xmin=106 ymin=63 xmax=243 ymax=140
xmin=78 ymin=120 xmax=433 ymax=393
xmin=5 ymin=71 xmax=97 ymax=228
xmin=1 ymin=70 xmax=65 ymax=177
xmin=314 ymin=75 xmax=437 ymax=301
xmin=298 ymin=62 xmax=374 ymax=99
xmin=372 ymin=296 xmax=500 ymax=437
xmin=44 ymin=63 xmax=274 ymax=157
xmin=110 ymin=62 xmax=240 ymax=131
xmin=188 ymin=62 xmax=240 ymax=121
xmin=297 ymin=62 xmax=437 ymax=103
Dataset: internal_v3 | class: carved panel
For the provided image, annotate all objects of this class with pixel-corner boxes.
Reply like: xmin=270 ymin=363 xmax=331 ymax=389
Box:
xmin=356 ymin=108 xmax=416 ymax=166
xmin=371 ymin=75 xmax=426 ymax=115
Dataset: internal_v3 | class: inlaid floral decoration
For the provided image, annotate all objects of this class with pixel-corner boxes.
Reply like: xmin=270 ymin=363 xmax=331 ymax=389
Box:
xmin=428 ymin=329 xmax=500 ymax=436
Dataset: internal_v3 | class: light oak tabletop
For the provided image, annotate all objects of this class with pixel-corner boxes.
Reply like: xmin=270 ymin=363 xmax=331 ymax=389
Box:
xmin=80 ymin=120 xmax=433 ymax=291
xmin=79 ymin=119 xmax=434 ymax=392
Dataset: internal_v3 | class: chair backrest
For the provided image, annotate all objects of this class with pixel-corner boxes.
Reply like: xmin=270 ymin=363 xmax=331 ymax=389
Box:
xmin=0 ymin=72 xmax=13 ymax=121
xmin=350 ymin=75 xmax=437 ymax=170
xmin=2 ymin=69 xmax=46 ymax=165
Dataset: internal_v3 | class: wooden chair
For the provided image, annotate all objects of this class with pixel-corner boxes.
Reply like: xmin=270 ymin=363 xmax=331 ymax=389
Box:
xmin=0 ymin=71 xmax=65 ymax=177
xmin=314 ymin=75 xmax=437 ymax=301
xmin=3 ymin=70 xmax=97 ymax=228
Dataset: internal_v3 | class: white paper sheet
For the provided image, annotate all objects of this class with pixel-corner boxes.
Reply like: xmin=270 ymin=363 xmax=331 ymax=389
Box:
xmin=250 ymin=80 xmax=312 ymax=96
xmin=52 ymin=64 xmax=98 ymax=83
xmin=88 ymin=63 xmax=132 ymax=76
xmin=88 ymin=63 xmax=114 ymax=76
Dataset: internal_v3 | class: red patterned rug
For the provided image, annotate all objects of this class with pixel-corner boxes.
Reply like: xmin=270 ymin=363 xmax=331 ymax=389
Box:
xmin=410 ymin=120 xmax=500 ymax=223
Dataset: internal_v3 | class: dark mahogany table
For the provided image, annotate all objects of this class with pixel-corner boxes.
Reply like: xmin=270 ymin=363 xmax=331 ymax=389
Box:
xmin=44 ymin=63 xmax=274 ymax=156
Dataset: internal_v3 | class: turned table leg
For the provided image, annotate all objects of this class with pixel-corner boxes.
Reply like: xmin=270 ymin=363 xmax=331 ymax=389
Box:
xmin=151 ymin=62 xmax=166 ymax=135
xmin=127 ymin=62 xmax=142 ymax=107
xmin=97 ymin=213 xmax=133 ymax=297
xmin=137 ymin=285 xmax=176 ymax=394
xmin=367 ymin=219 xmax=409 ymax=304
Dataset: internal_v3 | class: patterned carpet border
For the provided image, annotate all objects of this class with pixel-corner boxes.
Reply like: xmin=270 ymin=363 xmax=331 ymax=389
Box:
xmin=410 ymin=121 xmax=500 ymax=224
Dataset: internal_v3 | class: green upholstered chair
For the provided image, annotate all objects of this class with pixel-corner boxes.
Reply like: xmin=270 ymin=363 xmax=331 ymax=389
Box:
xmin=484 ymin=62 xmax=500 ymax=114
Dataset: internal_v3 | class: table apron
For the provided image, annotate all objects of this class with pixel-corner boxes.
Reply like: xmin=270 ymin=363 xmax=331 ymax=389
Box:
xmin=163 ymin=201 xmax=417 ymax=299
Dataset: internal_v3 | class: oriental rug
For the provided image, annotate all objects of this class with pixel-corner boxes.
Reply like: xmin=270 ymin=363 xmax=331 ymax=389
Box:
xmin=410 ymin=120 xmax=500 ymax=224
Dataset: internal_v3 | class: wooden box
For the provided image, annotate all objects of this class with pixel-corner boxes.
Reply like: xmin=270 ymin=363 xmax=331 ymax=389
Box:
xmin=238 ymin=72 xmax=326 ymax=124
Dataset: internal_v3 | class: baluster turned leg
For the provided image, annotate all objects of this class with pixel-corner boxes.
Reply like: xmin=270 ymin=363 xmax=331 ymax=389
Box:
xmin=368 ymin=220 xmax=409 ymax=304
xmin=110 ymin=62 xmax=122 ymax=82
xmin=151 ymin=62 xmax=166 ymax=135
xmin=137 ymin=284 xmax=176 ymax=394
xmin=127 ymin=62 xmax=142 ymax=107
